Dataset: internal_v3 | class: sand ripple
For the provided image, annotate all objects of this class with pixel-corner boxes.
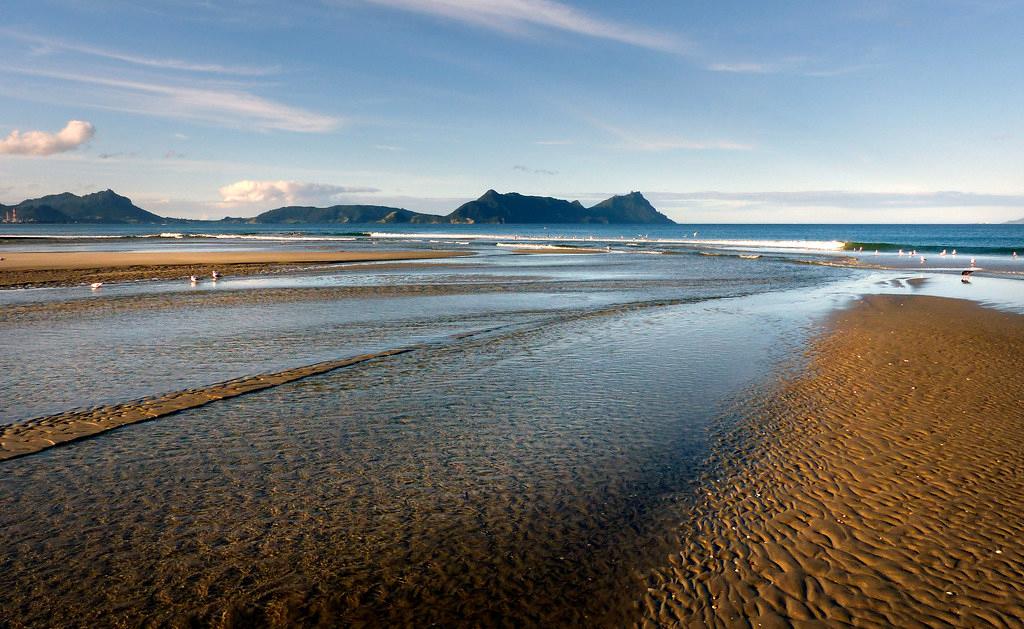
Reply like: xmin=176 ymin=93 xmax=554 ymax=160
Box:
xmin=641 ymin=295 xmax=1024 ymax=627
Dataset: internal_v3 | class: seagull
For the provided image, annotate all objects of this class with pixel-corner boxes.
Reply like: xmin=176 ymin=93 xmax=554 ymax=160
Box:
xmin=940 ymin=249 xmax=947 ymax=256
xmin=211 ymin=270 xmax=221 ymax=280
xmin=970 ymin=257 xmax=976 ymax=266
xmin=920 ymin=256 xmax=926 ymax=263
xmin=951 ymin=249 xmax=957 ymax=256
xmin=898 ymin=249 xmax=905 ymax=256
xmin=90 ymin=282 xmax=103 ymax=290
xmin=962 ymin=269 xmax=976 ymax=283
xmin=190 ymin=275 xmax=199 ymax=283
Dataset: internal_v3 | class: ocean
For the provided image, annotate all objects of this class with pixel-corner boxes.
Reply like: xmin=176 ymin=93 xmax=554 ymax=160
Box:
xmin=2 ymin=222 xmax=1023 ymax=256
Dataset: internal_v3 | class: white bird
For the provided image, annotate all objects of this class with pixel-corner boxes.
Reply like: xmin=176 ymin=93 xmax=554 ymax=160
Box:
xmin=920 ymin=256 xmax=926 ymax=263
xmin=952 ymin=249 xmax=957 ymax=256
xmin=90 ymin=282 xmax=103 ymax=290
xmin=940 ymin=249 xmax=947 ymax=256
xmin=211 ymin=270 xmax=221 ymax=280
xmin=190 ymin=275 xmax=198 ymax=283
xmin=898 ymin=249 xmax=905 ymax=256
xmin=970 ymin=257 xmax=976 ymax=266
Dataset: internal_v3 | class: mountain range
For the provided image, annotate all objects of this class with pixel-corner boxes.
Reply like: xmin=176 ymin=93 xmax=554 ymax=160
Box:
xmin=1 ymin=189 xmax=675 ymax=225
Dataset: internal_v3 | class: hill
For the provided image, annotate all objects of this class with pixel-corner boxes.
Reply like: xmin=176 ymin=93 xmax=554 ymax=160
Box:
xmin=238 ymin=205 xmax=442 ymax=224
xmin=1 ymin=190 xmax=164 ymax=224
xmin=230 ymin=190 xmax=673 ymax=224
xmin=579 ymin=191 xmax=673 ymax=224
xmin=1 ymin=189 xmax=675 ymax=225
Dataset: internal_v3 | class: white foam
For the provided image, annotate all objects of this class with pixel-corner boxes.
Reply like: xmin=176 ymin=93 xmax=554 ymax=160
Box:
xmin=369 ymin=231 xmax=845 ymax=252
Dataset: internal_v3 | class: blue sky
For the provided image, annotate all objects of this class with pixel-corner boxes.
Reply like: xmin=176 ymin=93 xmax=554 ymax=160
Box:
xmin=0 ymin=0 xmax=1022 ymax=222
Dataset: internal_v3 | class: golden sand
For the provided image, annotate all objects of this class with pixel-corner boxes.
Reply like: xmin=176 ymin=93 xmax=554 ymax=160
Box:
xmin=0 ymin=249 xmax=468 ymax=287
xmin=641 ymin=295 xmax=1024 ymax=626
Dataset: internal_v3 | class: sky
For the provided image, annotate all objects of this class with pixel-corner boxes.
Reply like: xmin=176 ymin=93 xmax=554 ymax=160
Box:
xmin=0 ymin=0 xmax=1022 ymax=222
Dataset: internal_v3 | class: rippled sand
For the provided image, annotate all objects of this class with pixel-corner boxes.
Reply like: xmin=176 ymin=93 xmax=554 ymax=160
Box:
xmin=642 ymin=295 xmax=1024 ymax=626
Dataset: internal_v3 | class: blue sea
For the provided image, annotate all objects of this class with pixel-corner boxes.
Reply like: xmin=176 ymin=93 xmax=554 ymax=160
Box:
xmin=2 ymin=222 xmax=1023 ymax=256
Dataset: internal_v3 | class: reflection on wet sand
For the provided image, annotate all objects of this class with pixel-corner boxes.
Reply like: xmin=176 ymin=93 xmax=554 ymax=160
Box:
xmin=0 ymin=298 xmax=791 ymax=627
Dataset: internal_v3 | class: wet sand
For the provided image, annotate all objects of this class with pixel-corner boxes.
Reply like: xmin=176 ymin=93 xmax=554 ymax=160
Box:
xmin=0 ymin=348 xmax=416 ymax=461
xmin=642 ymin=294 xmax=1024 ymax=626
xmin=0 ymin=250 xmax=468 ymax=288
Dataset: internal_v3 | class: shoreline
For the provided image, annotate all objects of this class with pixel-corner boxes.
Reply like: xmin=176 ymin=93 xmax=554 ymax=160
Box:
xmin=641 ymin=294 xmax=1024 ymax=626
xmin=0 ymin=250 xmax=469 ymax=288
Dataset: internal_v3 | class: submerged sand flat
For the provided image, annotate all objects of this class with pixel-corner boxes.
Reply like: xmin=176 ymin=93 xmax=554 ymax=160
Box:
xmin=0 ymin=250 xmax=467 ymax=287
xmin=0 ymin=348 xmax=414 ymax=462
xmin=642 ymin=294 xmax=1024 ymax=627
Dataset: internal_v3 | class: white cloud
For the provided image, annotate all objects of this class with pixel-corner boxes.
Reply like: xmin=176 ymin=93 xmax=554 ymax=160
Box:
xmin=361 ymin=0 xmax=689 ymax=54
xmin=218 ymin=180 xmax=380 ymax=206
xmin=0 ymin=119 xmax=95 ymax=156
xmin=1 ymin=66 xmax=339 ymax=133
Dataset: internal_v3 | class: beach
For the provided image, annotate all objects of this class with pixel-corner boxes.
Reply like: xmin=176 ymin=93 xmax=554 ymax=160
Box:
xmin=1 ymin=229 xmax=1023 ymax=626
xmin=642 ymin=294 xmax=1024 ymax=626
xmin=0 ymin=249 xmax=468 ymax=288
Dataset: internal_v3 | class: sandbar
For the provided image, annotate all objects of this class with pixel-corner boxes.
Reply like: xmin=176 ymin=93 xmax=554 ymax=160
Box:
xmin=0 ymin=249 xmax=469 ymax=288
xmin=642 ymin=294 xmax=1024 ymax=626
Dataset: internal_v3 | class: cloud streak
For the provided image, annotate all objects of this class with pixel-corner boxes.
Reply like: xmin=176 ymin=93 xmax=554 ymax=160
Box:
xmin=644 ymin=190 xmax=1024 ymax=210
xmin=1 ymin=66 xmax=339 ymax=133
xmin=587 ymin=118 xmax=753 ymax=152
xmin=0 ymin=120 xmax=95 ymax=156
xmin=2 ymin=30 xmax=279 ymax=76
xmin=513 ymin=164 xmax=557 ymax=175
xmin=218 ymin=180 xmax=380 ymax=206
xmin=361 ymin=0 xmax=689 ymax=54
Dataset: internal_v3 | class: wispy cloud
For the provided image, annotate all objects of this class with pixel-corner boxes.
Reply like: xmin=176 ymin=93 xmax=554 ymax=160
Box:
xmin=0 ymin=119 xmax=95 ymax=156
xmin=706 ymin=62 xmax=778 ymax=74
xmin=0 ymin=66 xmax=340 ymax=133
xmin=218 ymin=180 xmax=380 ymax=206
xmin=1 ymin=30 xmax=279 ymax=76
xmin=535 ymin=139 xmax=574 ymax=145
xmin=587 ymin=118 xmax=753 ymax=152
xmin=513 ymin=164 xmax=557 ymax=175
xmin=644 ymin=190 xmax=1024 ymax=209
xmin=360 ymin=0 xmax=690 ymax=54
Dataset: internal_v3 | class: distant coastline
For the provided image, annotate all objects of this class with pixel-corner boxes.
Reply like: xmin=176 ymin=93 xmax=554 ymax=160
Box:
xmin=1 ymin=189 xmax=675 ymax=226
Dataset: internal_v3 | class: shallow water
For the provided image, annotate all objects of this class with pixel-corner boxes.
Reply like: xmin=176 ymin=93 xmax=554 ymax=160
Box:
xmin=0 ymin=292 xmax=817 ymax=627
xmin=4 ymin=244 xmax=1021 ymax=626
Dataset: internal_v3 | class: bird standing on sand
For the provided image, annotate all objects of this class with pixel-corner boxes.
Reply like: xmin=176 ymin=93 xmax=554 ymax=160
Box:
xmin=212 ymin=270 xmax=221 ymax=280
xmin=190 ymin=275 xmax=198 ymax=283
